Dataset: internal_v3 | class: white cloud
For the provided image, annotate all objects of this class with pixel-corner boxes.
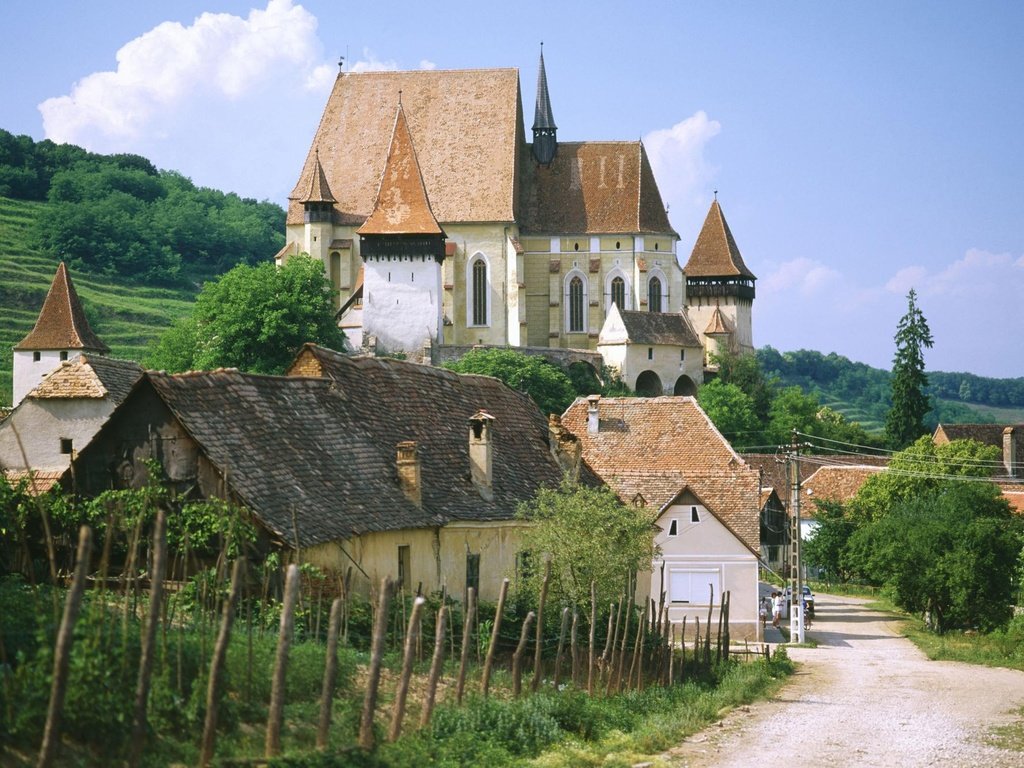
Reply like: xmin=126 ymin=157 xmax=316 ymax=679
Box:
xmin=883 ymin=248 xmax=1024 ymax=298
xmin=349 ymin=49 xmax=400 ymax=73
xmin=885 ymin=266 xmax=928 ymax=294
xmin=40 ymin=0 xmax=330 ymax=147
xmin=761 ymin=258 xmax=842 ymax=298
xmin=643 ymin=111 xmax=721 ymax=228
xmin=419 ymin=59 xmax=437 ymax=71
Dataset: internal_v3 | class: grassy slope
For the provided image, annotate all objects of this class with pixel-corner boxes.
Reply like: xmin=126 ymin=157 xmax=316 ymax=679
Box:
xmin=0 ymin=196 xmax=196 ymax=406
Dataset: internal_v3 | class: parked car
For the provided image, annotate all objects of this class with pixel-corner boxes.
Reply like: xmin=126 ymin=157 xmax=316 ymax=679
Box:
xmin=784 ymin=585 xmax=815 ymax=617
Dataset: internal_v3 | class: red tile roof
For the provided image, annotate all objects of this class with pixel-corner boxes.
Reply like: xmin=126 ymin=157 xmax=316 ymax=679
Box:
xmin=15 ymin=263 xmax=110 ymax=352
xmin=802 ymin=464 xmax=884 ymax=516
xmin=298 ymin=149 xmax=337 ymax=204
xmin=683 ymin=200 xmax=756 ymax=279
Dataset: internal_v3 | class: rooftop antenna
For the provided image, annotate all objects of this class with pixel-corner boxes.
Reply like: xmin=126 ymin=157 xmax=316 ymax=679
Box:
xmin=714 ymin=189 xmax=718 ymax=200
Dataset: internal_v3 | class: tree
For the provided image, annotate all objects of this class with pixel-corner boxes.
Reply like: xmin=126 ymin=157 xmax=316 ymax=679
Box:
xmin=802 ymin=500 xmax=858 ymax=583
xmin=710 ymin=349 xmax=774 ymax=422
xmin=696 ymin=379 xmax=761 ymax=446
xmin=444 ymin=348 xmax=577 ymax=417
xmin=885 ymin=289 xmax=934 ymax=448
xmin=515 ymin=481 xmax=658 ymax=608
xmin=145 ymin=255 xmax=345 ymax=374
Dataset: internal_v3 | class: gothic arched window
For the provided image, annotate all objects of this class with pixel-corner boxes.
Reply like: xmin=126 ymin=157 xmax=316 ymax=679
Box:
xmin=471 ymin=257 xmax=488 ymax=326
xmin=611 ymin=276 xmax=625 ymax=311
xmin=569 ymin=276 xmax=585 ymax=332
xmin=648 ymin=276 xmax=663 ymax=313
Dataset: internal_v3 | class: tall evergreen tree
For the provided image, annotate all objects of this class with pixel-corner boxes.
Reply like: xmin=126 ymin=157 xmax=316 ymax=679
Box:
xmin=885 ymin=289 xmax=934 ymax=448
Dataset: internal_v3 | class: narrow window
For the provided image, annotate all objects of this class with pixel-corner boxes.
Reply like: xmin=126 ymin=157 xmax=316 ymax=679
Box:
xmin=33 ymin=351 xmax=41 ymax=362
xmin=690 ymin=506 xmax=700 ymax=523
xmin=668 ymin=519 xmax=678 ymax=536
xmin=60 ymin=438 xmax=73 ymax=455
xmin=569 ymin=276 xmax=584 ymax=332
xmin=466 ymin=553 xmax=480 ymax=594
xmin=611 ymin=276 xmax=625 ymax=310
xmin=397 ymin=545 xmax=411 ymax=589
xmin=59 ymin=351 xmax=68 ymax=361
xmin=648 ymin=277 xmax=663 ymax=313
xmin=648 ymin=347 xmax=653 ymax=360
xmin=472 ymin=258 xmax=488 ymax=325
xmin=680 ymin=349 xmax=685 ymax=361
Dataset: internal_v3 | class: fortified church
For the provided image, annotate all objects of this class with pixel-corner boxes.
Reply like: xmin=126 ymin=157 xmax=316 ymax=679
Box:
xmin=279 ymin=51 xmax=757 ymax=396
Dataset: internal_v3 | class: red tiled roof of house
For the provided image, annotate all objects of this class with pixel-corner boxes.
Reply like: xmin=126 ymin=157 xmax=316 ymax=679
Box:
xmin=2 ymin=469 xmax=65 ymax=495
xmin=802 ymin=464 xmax=884 ymax=517
xmin=14 ymin=263 xmax=110 ymax=353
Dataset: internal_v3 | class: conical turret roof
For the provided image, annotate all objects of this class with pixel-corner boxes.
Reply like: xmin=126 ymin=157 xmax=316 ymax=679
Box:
xmin=357 ymin=102 xmax=444 ymax=236
xmin=532 ymin=48 xmax=556 ymax=131
xmin=15 ymin=262 xmax=110 ymax=352
xmin=299 ymin=148 xmax=337 ymax=204
xmin=684 ymin=199 xmax=756 ymax=279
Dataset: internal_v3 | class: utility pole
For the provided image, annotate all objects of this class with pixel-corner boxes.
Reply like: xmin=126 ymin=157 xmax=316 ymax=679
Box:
xmin=788 ymin=430 xmax=805 ymax=643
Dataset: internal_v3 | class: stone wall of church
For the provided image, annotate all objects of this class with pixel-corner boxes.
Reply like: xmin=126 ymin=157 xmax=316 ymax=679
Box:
xmin=363 ymin=256 xmax=442 ymax=357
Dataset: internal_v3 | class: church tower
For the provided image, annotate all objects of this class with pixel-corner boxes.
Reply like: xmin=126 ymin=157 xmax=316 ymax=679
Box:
xmin=683 ymin=199 xmax=756 ymax=364
xmin=531 ymin=46 xmax=557 ymax=165
xmin=299 ymin=148 xmax=337 ymax=264
xmin=12 ymin=262 xmax=110 ymax=407
xmin=357 ymin=101 xmax=447 ymax=358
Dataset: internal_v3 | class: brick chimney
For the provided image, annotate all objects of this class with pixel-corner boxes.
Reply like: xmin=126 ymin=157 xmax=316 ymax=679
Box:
xmin=586 ymin=394 xmax=601 ymax=434
xmin=396 ymin=441 xmax=422 ymax=507
xmin=548 ymin=413 xmax=581 ymax=482
xmin=1004 ymin=427 xmax=1018 ymax=478
xmin=468 ymin=411 xmax=495 ymax=500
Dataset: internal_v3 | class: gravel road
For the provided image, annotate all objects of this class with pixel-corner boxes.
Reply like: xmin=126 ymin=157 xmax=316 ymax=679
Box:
xmin=663 ymin=593 xmax=1024 ymax=767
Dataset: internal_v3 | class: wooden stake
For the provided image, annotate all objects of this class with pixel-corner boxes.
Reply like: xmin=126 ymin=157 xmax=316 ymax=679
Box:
xmin=587 ymin=582 xmax=596 ymax=695
xmin=512 ymin=612 xmax=535 ymax=698
xmin=128 ymin=509 xmax=167 ymax=768
xmin=389 ymin=596 xmax=425 ymax=742
xmin=359 ymin=577 xmax=392 ymax=751
xmin=316 ymin=598 xmax=344 ymax=750
xmin=420 ymin=605 xmax=448 ymax=728
xmin=569 ymin=606 xmax=579 ymax=687
xmin=455 ymin=587 xmax=475 ymax=705
xmin=37 ymin=526 xmax=91 ymax=768
xmin=198 ymin=559 xmax=243 ymax=768
xmin=553 ymin=606 xmax=570 ymax=689
xmin=628 ymin=603 xmax=646 ymax=690
xmin=265 ymin=564 xmax=300 ymax=758
xmin=481 ymin=578 xmax=508 ymax=698
xmin=531 ymin=558 xmax=550 ymax=693
xmin=704 ymin=584 xmax=714 ymax=667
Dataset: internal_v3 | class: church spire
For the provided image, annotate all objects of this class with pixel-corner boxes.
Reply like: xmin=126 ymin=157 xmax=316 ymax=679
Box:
xmin=15 ymin=262 xmax=109 ymax=354
xmin=531 ymin=44 xmax=557 ymax=165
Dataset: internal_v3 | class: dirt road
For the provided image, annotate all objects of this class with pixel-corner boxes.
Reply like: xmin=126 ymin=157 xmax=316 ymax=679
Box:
xmin=664 ymin=593 xmax=1024 ymax=767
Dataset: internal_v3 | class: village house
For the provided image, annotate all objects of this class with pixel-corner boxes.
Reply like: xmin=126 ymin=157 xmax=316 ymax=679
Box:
xmin=279 ymin=52 xmax=756 ymax=384
xmin=556 ymin=395 xmax=762 ymax=641
xmin=69 ymin=346 xmax=601 ymax=601
xmin=933 ymin=423 xmax=1024 ymax=514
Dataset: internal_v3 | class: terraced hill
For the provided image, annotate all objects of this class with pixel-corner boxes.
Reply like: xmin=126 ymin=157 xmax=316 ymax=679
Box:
xmin=0 ymin=196 xmax=196 ymax=405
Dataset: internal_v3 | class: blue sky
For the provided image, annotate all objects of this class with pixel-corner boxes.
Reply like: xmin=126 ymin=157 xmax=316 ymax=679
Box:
xmin=2 ymin=1 xmax=1022 ymax=378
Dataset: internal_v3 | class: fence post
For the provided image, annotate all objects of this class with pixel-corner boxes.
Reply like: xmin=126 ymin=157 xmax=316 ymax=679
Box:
xmin=359 ymin=577 xmax=393 ymax=751
xmin=198 ymin=559 xmax=244 ymax=768
xmin=587 ymin=582 xmax=596 ymax=695
xmin=317 ymin=598 xmax=344 ymax=750
xmin=614 ymin=598 xmax=631 ymax=693
xmin=512 ymin=611 xmax=535 ymax=697
xmin=481 ymin=578 xmax=508 ymax=698
xmin=569 ymin=606 xmax=579 ymax=687
xmin=601 ymin=603 xmax=616 ymax=695
xmin=628 ymin=603 xmax=646 ymax=690
xmin=265 ymin=563 xmax=301 ymax=758
xmin=531 ymin=559 xmax=551 ymax=693
xmin=128 ymin=509 xmax=167 ymax=768
xmin=389 ymin=596 xmax=425 ymax=742
xmin=420 ymin=605 xmax=448 ymax=728
xmin=704 ymin=585 xmax=714 ymax=667
xmin=455 ymin=587 xmax=475 ymax=704
xmin=37 ymin=525 xmax=91 ymax=768
xmin=553 ymin=606 xmax=570 ymax=689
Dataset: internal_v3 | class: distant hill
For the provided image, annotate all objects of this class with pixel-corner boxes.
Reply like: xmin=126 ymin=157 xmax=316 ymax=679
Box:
xmin=0 ymin=196 xmax=196 ymax=404
xmin=758 ymin=347 xmax=1024 ymax=433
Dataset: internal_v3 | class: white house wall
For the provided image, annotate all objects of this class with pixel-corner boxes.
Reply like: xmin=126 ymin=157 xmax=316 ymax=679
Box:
xmin=13 ymin=350 xmax=82 ymax=408
xmin=0 ymin=396 xmax=114 ymax=470
xmin=363 ymin=257 xmax=442 ymax=356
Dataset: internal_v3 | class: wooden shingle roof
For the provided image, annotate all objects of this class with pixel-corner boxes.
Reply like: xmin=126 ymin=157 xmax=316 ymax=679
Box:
xmin=520 ymin=141 xmax=675 ymax=235
xmin=683 ymin=200 xmax=755 ymax=279
xmin=357 ymin=103 xmax=444 ymax=236
xmin=15 ymin=263 xmax=110 ymax=352
xmin=616 ymin=309 xmax=700 ymax=347
xmin=299 ymin=149 xmax=337 ymax=204
xmin=560 ymin=396 xmax=759 ymax=551
xmin=289 ymin=68 xmax=523 ymax=226
xmin=30 ymin=355 xmax=141 ymax=401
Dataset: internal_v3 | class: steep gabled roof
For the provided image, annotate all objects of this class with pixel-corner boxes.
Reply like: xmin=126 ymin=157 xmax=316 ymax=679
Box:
xmin=615 ymin=309 xmax=700 ymax=347
xmin=299 ymin=149 xmax=337 ymax=204
xmin=532 ymin=48 xmax=556 ymax=131
xmin=704 ymin=306 xmax=733 ymax=335
xmin=520 ymin=141 xmax=675 ymax=235
xmin=683 ymin=200 xmax=755 ymax=279
xmin=289 ymin=68 xmax=523 ymax=226
xmin=357 ymin=103 xmax=444 ymax=236
xmin=15 ymin=263 xmax=110 ymax=352
xmin=29 ymin=355 xmax=142 ymax=401
xmin=803 ymin=464 xmax=884 ymax=515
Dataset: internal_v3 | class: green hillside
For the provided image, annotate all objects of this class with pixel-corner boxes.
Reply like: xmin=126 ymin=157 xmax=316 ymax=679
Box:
xmin=0 ymin=196 xmax=196 ymax=405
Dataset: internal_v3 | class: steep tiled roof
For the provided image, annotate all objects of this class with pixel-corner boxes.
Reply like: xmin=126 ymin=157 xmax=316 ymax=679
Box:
xmin=289 ymin=69 xmax=522 ymax=226
xmin=140 ymin=348 xmax=585 ymax=548
xmin=742 ymin=453 xmax=890 ymax=509
xmin=15 ymin=263 xmax=110 ymax=352
xmin=560 ymin=396 xmax=759 ymax=550
xmin=357 ymin=104 xmax=444 ymax=236
xmin=520 ymin=142 xmax=675 ymax=235
xmin=299 ymin=149 xmax=337 ymax=204
xmin=802 ymin=464 xmax=884 ymax=515
xmin=616 ymin=310 xmax=700 ymax=347
xmin=2 ymin=469 xmax=65 ymax=495
xmin=704 ymin=306 xmax=733 ymax=335
xmin=683 ymin=200 xmax=755 ymax=279
xmin=30 ymin=355 xmax=141 ymax=401
xmin=532 ymin=49 xmax=556 ymax=131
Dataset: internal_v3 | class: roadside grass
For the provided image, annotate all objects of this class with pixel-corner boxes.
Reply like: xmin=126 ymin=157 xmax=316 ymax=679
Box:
xmin=806 ymin=581 xmax=882 ymax=598
xmin=987 ymin=707 xmax=1024 ymax=752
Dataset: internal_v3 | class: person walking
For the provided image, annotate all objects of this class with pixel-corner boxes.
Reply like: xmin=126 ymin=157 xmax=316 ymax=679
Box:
xmin=772 ymin=591 xmax=784 ymax=629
